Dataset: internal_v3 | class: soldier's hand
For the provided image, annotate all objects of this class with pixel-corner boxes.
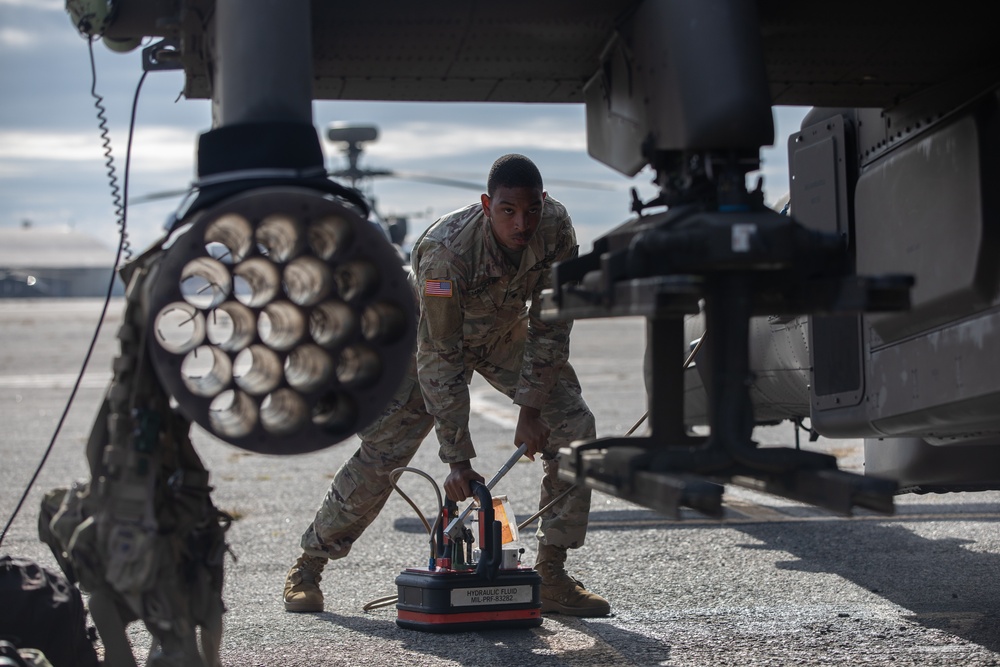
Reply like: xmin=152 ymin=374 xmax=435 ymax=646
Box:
xmin=444 ymin=460 xmax=485 ymax=502
xmin=515 ymin=405 xmax=549 ymax=461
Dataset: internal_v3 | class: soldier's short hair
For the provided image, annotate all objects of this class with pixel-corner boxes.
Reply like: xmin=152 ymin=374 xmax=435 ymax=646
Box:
xmin=487 ymin=154 xmax=543 ymax=197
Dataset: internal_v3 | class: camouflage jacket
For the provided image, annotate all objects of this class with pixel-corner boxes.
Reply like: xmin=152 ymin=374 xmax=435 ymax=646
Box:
xmin=408 ymin=196 xmax=579 ymax=463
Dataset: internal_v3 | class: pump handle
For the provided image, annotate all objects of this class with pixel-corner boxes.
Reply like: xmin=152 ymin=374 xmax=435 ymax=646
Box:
xmin=445 ymin=443 xmax=528 ymax=538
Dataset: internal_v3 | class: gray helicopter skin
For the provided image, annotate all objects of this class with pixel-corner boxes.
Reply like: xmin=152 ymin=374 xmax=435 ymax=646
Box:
xmin=69 ymin=0 xmax=1000 ymax=531
xmin=44 ymin=2 xmax=1000 ymax=662
xmin=72 ymin=0 xmax=1000 ymax=536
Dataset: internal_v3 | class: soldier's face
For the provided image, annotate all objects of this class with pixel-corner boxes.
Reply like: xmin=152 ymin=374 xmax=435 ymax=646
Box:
xmin=481 ymin=186 xmax=546 ymax=250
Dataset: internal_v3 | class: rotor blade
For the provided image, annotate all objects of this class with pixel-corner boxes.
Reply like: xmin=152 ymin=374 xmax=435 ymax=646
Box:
xmin=129 ymin=188 xmax=194 ymax=205
xmin=131 ymin=169 xmax=624 ymax=205
xmin=389 ymin=172 xmax=483 ymax=191
xmin=389 ymin=172 xmax=624 ymax=192
xmin=329 ymin=168 xmax=394 ymax=181
xmin=545 ymin=178 xmax=623 ymax=192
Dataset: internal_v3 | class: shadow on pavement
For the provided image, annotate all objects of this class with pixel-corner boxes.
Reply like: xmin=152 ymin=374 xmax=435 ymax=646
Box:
xmin=309 ymin=609 xmax=671 ymax=666
xmin=734 ymin=508 xmax=1000 ymax=653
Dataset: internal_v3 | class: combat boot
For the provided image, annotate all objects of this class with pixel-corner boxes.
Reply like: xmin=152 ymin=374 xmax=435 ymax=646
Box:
xmin=534 ymin=544 xmax=611 ymax=617
xmin=283 ymin=553 xmax=327 ymax=612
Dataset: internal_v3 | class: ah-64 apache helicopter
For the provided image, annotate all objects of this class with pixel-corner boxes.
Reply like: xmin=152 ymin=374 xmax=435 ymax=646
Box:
xmin=132 ymin=119 xmax=620 ymax=263
xmin=323 ymin=123 xmax=415 ymax=261
xmin=25 ymin=0 xmax=1000 ymax=664
xmin=321 ymin=122 xmax=623 ymax=262
xmin=129 ymin=121 xmax=434 ymax=262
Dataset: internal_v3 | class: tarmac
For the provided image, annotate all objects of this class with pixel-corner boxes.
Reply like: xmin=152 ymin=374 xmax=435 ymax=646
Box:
xmin=3 ymin=298 xmax=1000 ymax=666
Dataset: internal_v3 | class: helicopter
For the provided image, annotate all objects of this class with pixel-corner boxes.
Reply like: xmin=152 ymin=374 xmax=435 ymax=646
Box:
xmin=69 ymin=0 xmax=1000 ymax=529
xmin=130 ymin=119 xmax=622 ymax=264
xmin=126 ymin=122 xmax=427 ymax=261
xmin=323 ymin=122 xmax=422 ymax=262
xmin=35 ymin=2 xmax=1000 ymax=662
xmin=325 ymin=121 xmax=627 ymax=262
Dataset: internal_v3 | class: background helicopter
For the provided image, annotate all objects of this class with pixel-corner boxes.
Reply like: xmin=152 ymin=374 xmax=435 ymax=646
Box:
xmin=126 ymin=121 xmax=430 ymax=261
xmin=324 ymin=122 xmax=428 ymax=263
xmin=131 ymin=120 xmax=627 ymax=264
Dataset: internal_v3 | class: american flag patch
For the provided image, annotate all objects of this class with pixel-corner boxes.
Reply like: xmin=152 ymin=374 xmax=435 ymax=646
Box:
xmin=424 ymin=279 xmax=453 ymax=297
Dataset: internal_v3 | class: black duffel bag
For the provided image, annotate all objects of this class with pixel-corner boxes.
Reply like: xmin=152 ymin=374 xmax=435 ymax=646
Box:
xmin=0 ymin=555 xmax=99 ymax=667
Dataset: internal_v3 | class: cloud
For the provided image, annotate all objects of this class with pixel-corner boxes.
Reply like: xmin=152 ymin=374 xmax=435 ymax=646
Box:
xmin=0 ymin=26 xmax=37 ymax=48
xmin=0 ymin=0 xmax=61 ymax=8
xmin=0 ymin=131 xmax=109 ymax=163
xmin=0 ymin=127 xmax=197 ymax=174
xmin=0 ymin=1 xmax=80 ymax=51
xmin=359 ymin=117 xmax=588 ymax=162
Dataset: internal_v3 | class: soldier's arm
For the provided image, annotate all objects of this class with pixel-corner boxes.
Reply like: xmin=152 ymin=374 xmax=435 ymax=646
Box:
xmin=513 ymin=208 xmax=578 ymax=411
xmin=413 ymin=250 xmax=477 ymax=463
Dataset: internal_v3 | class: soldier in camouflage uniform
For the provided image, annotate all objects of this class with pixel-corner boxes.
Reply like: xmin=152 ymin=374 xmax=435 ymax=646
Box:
xmin=283 ymin=154 xmax=610 ymax=617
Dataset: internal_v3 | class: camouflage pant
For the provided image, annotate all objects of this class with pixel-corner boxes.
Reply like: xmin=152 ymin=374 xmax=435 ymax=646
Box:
xmin=300 ymin=356 xmax=596 ymax=560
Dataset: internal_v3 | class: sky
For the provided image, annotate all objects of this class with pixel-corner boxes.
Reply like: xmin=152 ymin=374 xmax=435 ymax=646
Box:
xmin=0 ymin=1 xmax=810 ymax=259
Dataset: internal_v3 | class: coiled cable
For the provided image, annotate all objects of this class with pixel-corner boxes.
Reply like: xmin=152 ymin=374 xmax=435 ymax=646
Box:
xmin=0 ymin=39 xmax=148 ymax=550
xmin=89 ymin=37 xmax=140 ymax=263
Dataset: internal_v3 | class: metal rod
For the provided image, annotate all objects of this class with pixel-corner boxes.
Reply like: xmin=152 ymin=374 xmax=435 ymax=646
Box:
xmin=620 ymin=329 xmax=707 ymax=438
xmin=215 ymin=0 xmax=314 ymax=127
